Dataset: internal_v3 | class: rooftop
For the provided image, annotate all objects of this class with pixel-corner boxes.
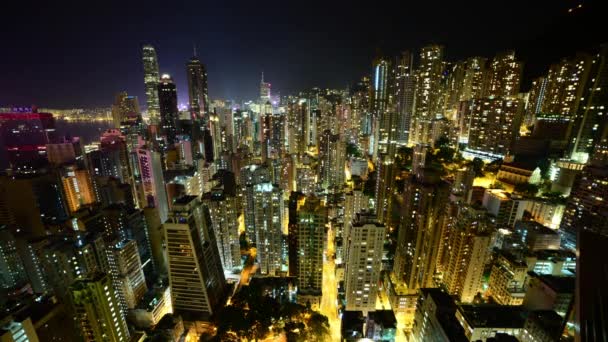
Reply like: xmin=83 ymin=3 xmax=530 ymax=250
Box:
xmin=530 ymin=272 xmax=575 ymax=293
xmin=458 ymin=304 xmax=526 ymax=329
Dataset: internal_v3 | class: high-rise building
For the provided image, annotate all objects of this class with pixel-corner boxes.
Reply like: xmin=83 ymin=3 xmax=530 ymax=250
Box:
xmin=253 ymin=182 xmax=285 ymax=276
xmin=142 ymin=45 xmax=160 ymax=123
xmin=344 ymin=212 xmax=385 ymax=314
xmin=541 ymin=54 xmax=591 ymax=120
xmin=70 ymin=272 xmax=130 ymax=342
xmin=393 ymin=169 xmax=450 ymax=291
xmin=0 ymin=316 xmax=40 ymax=342
xmin=260 ymin=72 xmax=271 ymax=103
xmin=393 ymin=51 xmax=416 ymax=145
xmin=111 ymin=92 xmax=140 ymax=128
xmin=0 ymin=226 xmax=28 ymax=290
xmin=60 ymin=165 xmax=97 ymax=213
xmin=186 ymin=54 xmax=209 ymax=128
xmin=319 ymin=130 xmax=346 ymax=189
xmin=372 ymin=57 xmax=391 ymax=149
xmin=442 ymin=205 xmax=494 ymax=303
xmin=163 ymin=196 xmax=226 ymax=318
xmin=411 ymin=45 xmax=444 ymax=145
xmin=111 ymin=240 xmax=147 ymax=309
xmin=460 ymin=57 xmax=488 ymax=102
xmin=487 ymin=252 xmax=528 ymax=306
xmin=135 ymin=148 xmax=169 ymax=222
xmin=560 ymin=164 xmax=608 ymax=251
xmin=0 ymin=173 xmax=69 ymax=236
xmin=241 ymin=164 xmax=271 ymax=243
xmin=466 ymin=96 xmax=523 ymax=158
xmin=92 ymin=129 xmax=132 ymax=183
xmin=569 ymin=45 xmax=608 ymax=163
xmin=525 ymin=76 xmax=547 ymax=126
xmin=0 ymin=109 xmax=57 ymax=172
xmin=203 ymin=188 xmax=241 ymax=271
xmin=375 ymin=153 xmax=395 ymax=223
xmin=484 ymin=51 xmax=522 ymax=98
xmin=295 ymin=196 xmax=327 ymax=309
xmin=343 ymin=190 xmax=368 ymax=242
xmin=158 ymin=74 xmax=179 ymax=145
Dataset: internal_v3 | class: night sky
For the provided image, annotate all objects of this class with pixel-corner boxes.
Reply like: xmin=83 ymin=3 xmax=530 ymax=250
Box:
xmin=0 ymin=0 xmax=605 ymax=108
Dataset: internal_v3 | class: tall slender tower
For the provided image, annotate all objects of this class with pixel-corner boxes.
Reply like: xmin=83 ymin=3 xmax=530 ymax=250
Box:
xmin=70 ymin=272 xmax=130 ymax=342
xmin=393 ymin=51 xmax=416 ymax=145
xmin=412 ymin=45 xmax=445 ymax=145
xmin=296 ymin=195 xmax=327 ymax=309
xmin=260 ymin=72 xmax=271 ymax=103
xmin=142 ymin=45 xmax=160 ymax=123
xmin=186 ymin=50 xmax=209 ymax=127
xmin=158 ymin=74 xmax=179 ymax=145
xmin=344 ymin=212 xmax=385 ymax=314
xmin=393 ymin=169 xmax=450 ymax=290
xmin=163 ymin=196 xmax=226 ymax=318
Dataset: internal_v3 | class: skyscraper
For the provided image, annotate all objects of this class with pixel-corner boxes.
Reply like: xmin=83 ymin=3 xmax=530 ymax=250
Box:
xmin=412 ymin=45 xmax=445 ymax=145
xmin=186 ymin=54 xmax=209 ymax=127
xmin=111 ymin=240 xmax=147 ymax=309
xmin=393 ymin=51 xmax=416 ymax=145
xmin=372 ymin=57 xmax=391 ymax=148
xmin=142 ymin=45 xmax=160 ymax=123
xmin=158 ymin=74 xmax=179 ymax=145
xmin=344 ymin=212 xmax=385 ymax=314
xmin=260 ymin=72 xmax=271 ymax=103
xmin=375 ymin=153 xmax=396 ymax=223
xmin=569 ymin=45 xmax=608 ymax=163
xmin=60 ymin=165 xmax=97 ymax=214
xmin=111 ymin=92 xmax=140 ymax=128
xmin=541 ymin=54 xmax=591 ymax=120
xmin=253 ymin=182 xmax=285 ymax=276
xmin=484 ymin=51 xmax=522 ymax=98
xmin=70 ymin=272 xmax=130 ymax=342
xmin=203 ymin=188 xmax=241 ymax=271
xmin=296 ymin=195 xmax=327 ymax=309
xmin=441 ymin=205 xmax=494 ymax=303
xmin=135 ymin=148 xmax=169 ymax=222
xmin=466 ymin=96 xmax=523 ymax=158
xmin=163 ymin=196 xmax=226 ymax=318
xmin=0 ymin=226 xmax=28 ymax=290
xmin=560 ymin=163 xmax=608 ymax=251
xmin=393 ymin=169 xmax=450 ymax=291
xmin=319 ymin=129 xmax=345 ymax=189
xmin=241 ymin=164 xmax=271 ymax=243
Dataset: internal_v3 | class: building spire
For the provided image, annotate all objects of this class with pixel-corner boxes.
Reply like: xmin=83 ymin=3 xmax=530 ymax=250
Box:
xmin=193 ymin=43 xmax=197 ymax=57
xmin=261 ymin=71 xmax=264 ymax=83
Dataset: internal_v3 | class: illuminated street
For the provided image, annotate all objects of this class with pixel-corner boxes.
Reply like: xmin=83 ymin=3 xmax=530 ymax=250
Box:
xmin=320 ymin=226 xmax=340 ymax=342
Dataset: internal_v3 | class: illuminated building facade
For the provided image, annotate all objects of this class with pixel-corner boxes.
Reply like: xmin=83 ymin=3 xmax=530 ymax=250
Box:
xmin=186 ymin=55 xmax=209 ymax=127
xmin=0 ymin=110 xmax=56 ymax=172
xmin=142 ymin=45 xmax=160 ymax=123
xmin=344 ymin=212 xmax=385 ymax=314
xmin=163 ymin=196 xmax=226 ymax=318
xmin=296 ymin=196 xmax=326 ymax=309
xmin=70 ymin=272 xmax=130 ymax=342
xmin=158 ymin=74 xmax=179 ymax=145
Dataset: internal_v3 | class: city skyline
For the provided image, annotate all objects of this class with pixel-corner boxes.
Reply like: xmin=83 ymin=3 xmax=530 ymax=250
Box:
xmin=1 ymin=2 xmax=608 ymax=341
xmin=1 ymin=0 xmax=606 ymax=108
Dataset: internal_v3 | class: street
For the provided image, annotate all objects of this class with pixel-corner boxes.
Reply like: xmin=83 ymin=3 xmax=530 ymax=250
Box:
xmin=320 ymin=226 xmax=341 ymax=342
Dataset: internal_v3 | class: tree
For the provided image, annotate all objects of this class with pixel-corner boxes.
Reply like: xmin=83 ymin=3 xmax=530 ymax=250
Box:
xmin=514 ymin=183 xmax=540 ymax=196
xmin=470 ymin=158 xmax=484 ymax=177
xmin=435 ymin=135 xmax=450 ymax=149
xmin=346 ymin=142 xmax=362 ymax=158
xmin=537 ymin=158 xmax=551 ymax=180
xmin=363 ymin=171 xmax=377 ymax=197
xmin=308 ymin=313 xmax=330 ymax=341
